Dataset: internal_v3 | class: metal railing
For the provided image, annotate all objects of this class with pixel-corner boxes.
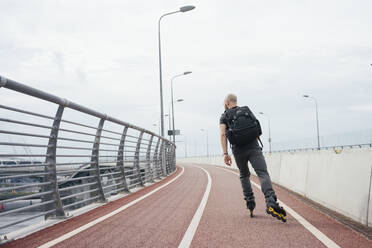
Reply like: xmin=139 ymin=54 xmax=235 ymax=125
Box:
xmin=0 ymin=75 xmax=176 ymax=235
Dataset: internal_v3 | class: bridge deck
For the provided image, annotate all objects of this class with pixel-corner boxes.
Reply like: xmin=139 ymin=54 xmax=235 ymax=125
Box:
xmin=2 ymin=164 xmax=372 ymax=248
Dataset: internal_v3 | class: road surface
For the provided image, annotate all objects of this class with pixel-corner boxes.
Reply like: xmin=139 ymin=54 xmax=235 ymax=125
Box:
xmin=3 ymin=164 xmax=371 ymax=248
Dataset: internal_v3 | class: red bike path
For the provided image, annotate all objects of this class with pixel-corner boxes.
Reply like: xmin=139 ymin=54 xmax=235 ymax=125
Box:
xmin=2 ymin=164 xmax=371 ymax=248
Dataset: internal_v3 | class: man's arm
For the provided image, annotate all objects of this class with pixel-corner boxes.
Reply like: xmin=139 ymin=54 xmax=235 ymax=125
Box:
xmin=220 ymin=124 xmax=228 ymax=154
xmin=220 ymin=124 xmax=232 ymax=166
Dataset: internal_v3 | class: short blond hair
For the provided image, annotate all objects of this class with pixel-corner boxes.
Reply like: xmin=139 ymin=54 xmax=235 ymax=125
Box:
xmin=225 ymin=93 xmax=237 ymax=103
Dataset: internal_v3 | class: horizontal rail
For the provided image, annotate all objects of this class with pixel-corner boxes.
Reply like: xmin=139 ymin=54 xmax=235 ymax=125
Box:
xmin=57 ymin=136 xmax=95 ymax=144
xmin=0 ymin=163 xmax=48 ymax=169
xmin=58 ymin=175 xmax=96 ymax=184
xmin=0 ymin=182 xmax=52 ymax=192
xmin=0 ymin=154 xmax=49 ymax=157
xmin=61 ymin=119 xmax=99 ymax=130
xmin=0 ymin=210 xmax=56 ymax=231
xmin=0 ymin=142 xmax=50 ymax=148
xmin=104 ymin=186 xmax=126 ymax=196
xmin=0 ymin=172 xmax=50 ymax=180
xmin=60 ymin=188 xmax=99 ymax=201
xmin=128 ymin=181 xmax=141 ymax=188
xmin=0 ymin=200 xmax=55 ymax=217
xmin=0 ymin=104 xmax=54 ymax=120
xmin=63 ymin=196 xmax=100 ymax=210
xmin=101 ymin=177 xmax=122 ymax=185
xmin=0 ymin=191 xmax=53 ymax=204
xmin=100 ymin=171 xmax=122 ymax=177
xmin=55 ymin=168 xmax=96 ymax=174
xmin=0 ymin=117 xmax=51 ymax=130
xmin=0 ymin=130 xmax=50 ymax=139
xmin=102 ymin=182 xmax=124 ymax=190
xmin=58 ymin=182 xmax=98 ymax=192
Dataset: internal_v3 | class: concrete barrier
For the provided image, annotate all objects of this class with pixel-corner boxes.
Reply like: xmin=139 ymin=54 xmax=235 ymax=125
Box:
xmin=178 ymin=147 xmax=372 ymax=226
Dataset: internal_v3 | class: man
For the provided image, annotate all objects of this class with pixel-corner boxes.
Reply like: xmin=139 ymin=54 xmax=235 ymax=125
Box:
xmin=219 ymin=93 xmax=286 ymax=222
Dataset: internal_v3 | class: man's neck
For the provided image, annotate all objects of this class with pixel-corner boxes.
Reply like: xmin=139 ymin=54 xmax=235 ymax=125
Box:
xmin=228 ymin=104 xmax=237 ymax=109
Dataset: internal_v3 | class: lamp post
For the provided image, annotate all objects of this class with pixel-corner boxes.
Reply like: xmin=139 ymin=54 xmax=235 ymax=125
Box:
xmin=171 ymin=72 xmax=191 ymax=143
xmin=303 ymin=95 xmax=321 ymax=150
xmin=259 ymin=112 xmax=272 ymax=153
xmin=166 ymin=98 xmax=184 ymax=140
xmin=158 ymin=6 xmax=195 ymax=138
xmin=200 ymin=129 xmax=209 ymax=157
xmin=164 ymin=114 xmax=170 ymax=139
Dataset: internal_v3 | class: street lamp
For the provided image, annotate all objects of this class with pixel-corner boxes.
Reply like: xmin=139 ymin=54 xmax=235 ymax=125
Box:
xmin=158 ymin=6 xmax=195 ymax=138
xmin=200 ymin=129 xmax=209 ymax=157
xmin=171 ymin=72 xmax=192 ymax=143
xmin=259 ymin=112 xmax=272 ymax=153
xmin=303 ymin=94 xmax=321 ymax=150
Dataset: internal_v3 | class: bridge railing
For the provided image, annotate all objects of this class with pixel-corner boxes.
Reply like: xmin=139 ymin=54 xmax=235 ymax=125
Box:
xmin=265 ymin=143 xmax=372 ymax=154
xmin=0 ymin=75 xmax=176 ymax=235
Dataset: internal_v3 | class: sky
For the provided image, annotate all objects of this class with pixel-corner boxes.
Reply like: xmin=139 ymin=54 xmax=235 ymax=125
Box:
xmin=1 ymin=0 xmax=372 ymax=157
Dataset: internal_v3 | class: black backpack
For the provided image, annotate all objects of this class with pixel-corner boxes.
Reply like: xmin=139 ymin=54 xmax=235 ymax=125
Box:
xmin=226 ymin=106 xmax=263 ymax=147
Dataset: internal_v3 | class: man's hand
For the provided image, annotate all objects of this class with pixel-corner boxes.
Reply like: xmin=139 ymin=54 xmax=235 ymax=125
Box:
xmin=224 ymin=154 xmax=232 ymax=166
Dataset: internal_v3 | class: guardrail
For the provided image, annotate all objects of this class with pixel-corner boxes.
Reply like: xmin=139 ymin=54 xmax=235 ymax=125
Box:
xmin=266 ymin=143 xmax=372 ymax=154
xmin=0 ymin=75 xmax=176 ymax=235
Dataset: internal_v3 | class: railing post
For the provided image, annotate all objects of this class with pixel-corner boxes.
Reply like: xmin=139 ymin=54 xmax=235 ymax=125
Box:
xmin=168 ymin=144 xmax=173 ymax=173
xmin=153 ymin=137 xmax=161 ymax=179
xmin=165 ymin=145 xmax=170 ymax=174
xmin=0 ymin=75 xmax=7 ymax=87
xmin=43 ymin=105 xmax=65 ymax=218
xmin=167 ymin=143 xmax=172 ymax=175
xmin=171 ymin=144 xmax=176 ymax=172
xmin=146 ymin=134 xmax=154 ymax=182
xmin=164 ymin=141 xmax=170 ymax=176
xmin=159 ymin=140 xmax=166 ymax=177
xmin=135 ymin=131 xmax=145 ymax=186
xmin=91 ymin=118 xmax=106 ymax=202
xmin=117 ymin=126 xmax=129 ymax=192
xmin=169 ymin=145 xmax=173 ymax=173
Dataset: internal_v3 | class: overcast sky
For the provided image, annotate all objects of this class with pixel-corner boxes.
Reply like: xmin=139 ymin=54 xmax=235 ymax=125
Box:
xmin=1 ymin=0 xmax=372 ymax=156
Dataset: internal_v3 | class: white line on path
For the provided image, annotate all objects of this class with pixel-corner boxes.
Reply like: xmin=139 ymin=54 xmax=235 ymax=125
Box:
xmin=178 ymin=166 xmax=212 ymax=248
xmin=38 ymin=166 xmax=185 ymax=248
xmin=218 ymin=167 xmax=340 ymax=248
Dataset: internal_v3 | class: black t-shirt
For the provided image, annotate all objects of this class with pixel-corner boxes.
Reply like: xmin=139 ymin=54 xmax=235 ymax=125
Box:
xmin=220 ymin=106 xmax=260 ymax=154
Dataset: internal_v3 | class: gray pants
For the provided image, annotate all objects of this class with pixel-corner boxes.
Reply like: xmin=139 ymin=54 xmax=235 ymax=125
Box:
xmin=233 ymin=148 xmax=277 ymax=204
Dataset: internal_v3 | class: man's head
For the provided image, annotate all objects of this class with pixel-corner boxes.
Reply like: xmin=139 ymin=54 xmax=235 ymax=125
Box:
xmin=224 ymin=94 xmax=238 ymax=110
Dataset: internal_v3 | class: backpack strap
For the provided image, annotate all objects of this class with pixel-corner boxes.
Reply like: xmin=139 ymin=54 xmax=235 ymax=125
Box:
xmin=242 ymin=106 xmax=256 ymax=120
xmin=226 ymin=107 xmax=238 ymax=128
xmin=258 ymin=137 xmax=264 ymax=148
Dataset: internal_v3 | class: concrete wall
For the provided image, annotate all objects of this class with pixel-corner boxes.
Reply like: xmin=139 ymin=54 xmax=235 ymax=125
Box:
xmin=178 ymin=147 xmax=372 ymax=226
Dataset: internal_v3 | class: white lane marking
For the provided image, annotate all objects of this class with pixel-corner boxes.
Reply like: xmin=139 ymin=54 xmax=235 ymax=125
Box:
xmin=217 ymin=167 xmax=340 ymax=248
xmin=39 ymin=167 xmax=185 ymax=248
xmin=178 ymin=166 xmax=212 ymax=248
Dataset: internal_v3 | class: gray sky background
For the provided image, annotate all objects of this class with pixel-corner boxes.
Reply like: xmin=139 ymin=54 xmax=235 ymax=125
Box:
xmin=1 ymin=0 xmax=372 ymax=156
